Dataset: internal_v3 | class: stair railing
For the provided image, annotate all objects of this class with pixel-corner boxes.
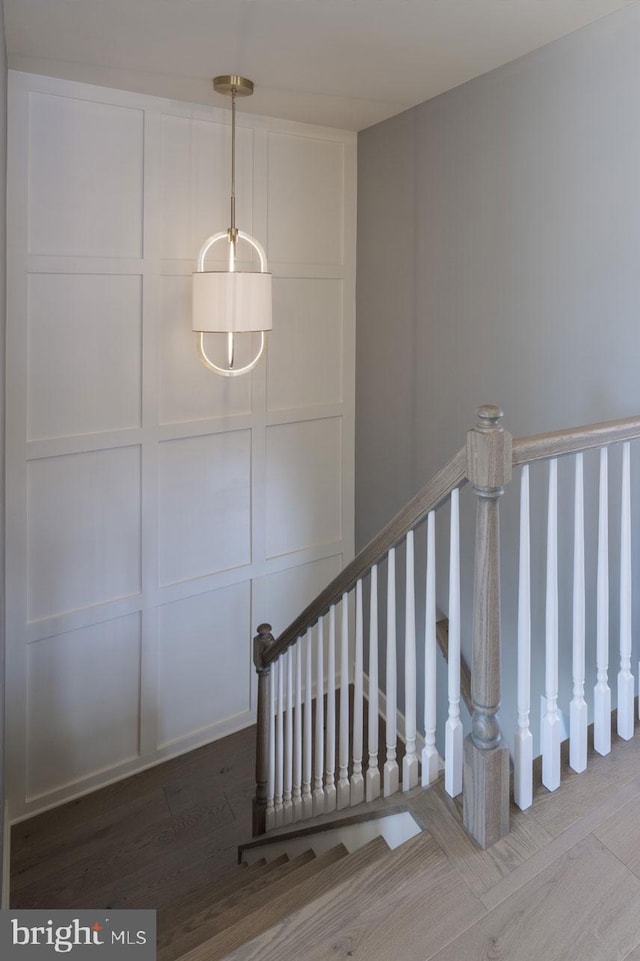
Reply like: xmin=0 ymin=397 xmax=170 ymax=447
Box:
xmin=253 ymin=406 xmax=640 ymax=849
xmin=252 ymin=442 xmax=470 ymax=833
xmin=511 ymin=412 xmax=640 ymax=810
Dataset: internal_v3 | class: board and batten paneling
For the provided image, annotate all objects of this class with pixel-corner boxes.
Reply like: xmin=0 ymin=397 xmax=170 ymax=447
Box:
xmin=5 ymin=72 xmax=356 ymax=819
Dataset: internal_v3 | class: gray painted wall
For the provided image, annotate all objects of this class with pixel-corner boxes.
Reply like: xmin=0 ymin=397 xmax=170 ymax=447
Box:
xmin=356 ymin=4 xmax=640 ymax=753
xmin=0 ymin=0 xmax=6 ymax=905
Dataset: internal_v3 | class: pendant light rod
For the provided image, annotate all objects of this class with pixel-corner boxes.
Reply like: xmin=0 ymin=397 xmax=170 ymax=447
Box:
xmin=213 ymin=75 xmax=254 ymax=242
xmin=230 ymin=85 xmax=236 ymax=236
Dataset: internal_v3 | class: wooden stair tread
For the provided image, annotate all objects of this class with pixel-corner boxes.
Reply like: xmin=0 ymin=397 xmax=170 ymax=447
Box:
xmin=160 ymin=854 xmax=284 ymax=930
xmin=177 ymin=835 xmax=391 ymax=961
xmin=158 ymin=844 xmax=348 ymax=961
xmin=214 ymin=832 xmax=441 ymax=961
xmin=157 ymin=849 xmax=318 ymax=957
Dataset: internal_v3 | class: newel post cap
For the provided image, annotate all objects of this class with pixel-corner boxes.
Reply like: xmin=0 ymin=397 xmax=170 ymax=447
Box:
xmin=253 ymin=623 xmax=274 ymax=673
xmin=466 ymin=404 xmax=512 ymax=489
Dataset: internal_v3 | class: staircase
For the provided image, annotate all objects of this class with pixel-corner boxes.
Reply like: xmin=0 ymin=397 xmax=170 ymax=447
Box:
xmin=11 ymin=404 xmax=640 ymax=959
xmin=158 ymin=705 xmax=640 ymax=960
xmin=250 ymin=403 xmax=640 ymax=849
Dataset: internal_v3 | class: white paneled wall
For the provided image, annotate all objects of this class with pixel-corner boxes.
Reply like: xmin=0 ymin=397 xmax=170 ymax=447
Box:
xmin=5 ymin=72 xmax=356 ymax=819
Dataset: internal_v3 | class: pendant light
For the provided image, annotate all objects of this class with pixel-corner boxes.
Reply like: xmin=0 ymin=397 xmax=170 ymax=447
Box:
xmin=192 ymin=75 xmax=272 ymax=376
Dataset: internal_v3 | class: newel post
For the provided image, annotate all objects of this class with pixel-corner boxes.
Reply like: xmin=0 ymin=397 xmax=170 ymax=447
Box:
xmin=463 ymin=405 xmax=512 ymax=848
xmin=253 ymin=623 xmax=274 ymax=836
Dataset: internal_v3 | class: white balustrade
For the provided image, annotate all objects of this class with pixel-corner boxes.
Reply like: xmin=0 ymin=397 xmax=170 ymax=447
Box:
xmin=444 ymin=492 xmax=463 ymax=797
xmin=337 ymin=592 xmax=351 ymax=808
xmin=313 ymin=619 xmax=325 ymax=815
xmin=275 ymin=655 xmax=285 ymax=825
xmin=384 ymin=549 xmax=399 ymax=797
xmin=423 ymin=512 xmax=439 ymax=787
xmin=293 ymin=640 xmax=303 ymax=821
xmin=283 ymin=649 xmax=293 ymax=824
xmin=403 ymin=530 xmax=419 ymax=790
xmin=594 ymin=447 xmax=611 ymax=756
xmin=366 ymin=565 xmax=381 ymax=801
xmin=618 ymin=442 xmax=634 ymax=740
xmin=325 ymin=606 xmax=338 ymax=812
xmin=570 ymin=453 xmax=587 ymax=774
xmin=351 ymin=579 xmax=365 ymax=805
xmin=515 ymin=465 xmax=533 ymax=808
xmin=302 ymin=631 xmax=313 ymax=819
xmin=541 ymin=458 xmax=561 ymax=791
xmin=266 ymin=657 xmax=276 ymax=830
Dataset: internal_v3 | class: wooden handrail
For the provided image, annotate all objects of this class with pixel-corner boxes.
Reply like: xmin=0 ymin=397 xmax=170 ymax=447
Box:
xmin=513 ymin=414 xmax=640 ymax=467
xmin=264 ymin=445 xmax=468 ymax=666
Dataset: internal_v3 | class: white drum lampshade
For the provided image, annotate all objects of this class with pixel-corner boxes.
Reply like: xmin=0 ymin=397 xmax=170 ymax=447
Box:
xmin=192 ymin=270 xmax=272 ymax=334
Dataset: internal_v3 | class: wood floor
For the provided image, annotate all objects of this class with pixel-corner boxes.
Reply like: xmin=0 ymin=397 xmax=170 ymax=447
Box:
xmin=10 ymin=726 xmax=257 ymax=912
xmin=11 ymin=715 xmax=640 ymax=960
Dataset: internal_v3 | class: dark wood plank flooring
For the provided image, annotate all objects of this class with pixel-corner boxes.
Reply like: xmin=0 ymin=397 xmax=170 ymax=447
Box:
xmin=10 ymin=725 xmax=256 ymax=913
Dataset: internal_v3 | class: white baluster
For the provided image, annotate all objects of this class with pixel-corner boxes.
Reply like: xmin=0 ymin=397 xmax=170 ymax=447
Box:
xmin=337 ymin=593 xmax=351 ymax=808
xmin=444 ymin=493 xmax=463 ymax=796
xmin=542 ymin=458 xmax=561 ymax=791
xmin=515 ymin=465 xmax=533 ymax=808
xmin=594 ymin=447 xmax=612 ymax=756
xmin=351 ymin=579 xmax=365 ymax=805
xmin=384 ymin=549 xmax=399 ymax=796
xmin=302 ymin=631 xmax=313 ymax=819
xmin=266 ymin=657 xmax=276 ymax=830
xmin=325 ymin=606 xmax=338 ymax=812
xmin=366 ymin=565 xmax=381 ymax=800
xmin=570 ymin=454 xmax=587 ymax=773
xmin=292 ymin=640 xmax=303 ymax=821
xmin=618 ymin=442 xmax=634 ymax=740
xmin=313 ymin=619 xmax=325 ymax=815
xmin=275 ymin=656 xmax=285 ymax=825
xmin=403 ymin=530 xmax=419 ymax=790
xmin=283 ymin=649 xmax=293 ymax=824
xmin=423 ymin=512 xmax=439 ymax=787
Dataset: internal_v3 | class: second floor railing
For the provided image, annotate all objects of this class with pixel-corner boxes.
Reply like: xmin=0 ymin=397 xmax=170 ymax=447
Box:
xmin=252 ymin=405 xmax=640 ymax=848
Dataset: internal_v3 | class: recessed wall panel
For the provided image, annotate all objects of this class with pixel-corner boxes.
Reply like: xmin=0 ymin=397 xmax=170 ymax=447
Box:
xmin=26 ymin=615 xmax=141 ymax=798
xmin=27 ymin=273 xmax=142 ymax=440
xmin=267 ymin=132 xmax=344 ymax=265
xmin=158 ymin=275 xmax=251 ymax=423
xmin=27 ymin=448 xmax=141 ymax=620
xmin=158 ymin=430 xmax=251 ymax=585
xmin=267 ymin=278 xmax=343 ymax=411
xmin=157 ymin=582 xmax=251 ymax=748
xmin=252 ymin=555 xmax=342 ymax=638
xmin=161 ymin=115 xmax=254 ymax=261
xmin=28 ymin=93 xmax=143 ymax=258
xmin=265 ymin=418 xmax=342 ymax=558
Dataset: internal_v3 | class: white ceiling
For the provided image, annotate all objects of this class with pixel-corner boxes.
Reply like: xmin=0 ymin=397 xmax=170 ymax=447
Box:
xmin=3 ymin=0 xmax=636 ymax=131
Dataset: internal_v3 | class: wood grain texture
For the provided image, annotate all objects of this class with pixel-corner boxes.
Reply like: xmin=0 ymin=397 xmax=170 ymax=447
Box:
xmin=11 ymin=726 xmax=257 ymax=911
xmin=464 ymin=408 xmax=511 ymax=847
xmin=429 ymin=835 xmax=640 ymax=961
xmin=158 ymin=855 xmax=286 ymax=935
xmin=408 ymin=783 xmax=552 ymax=897
xmin=158 ymin=848 xmax=339 ymax=961
xmin=221 ymin=833 xmax=484 ymax=961
xmin=178 ymin=836 xmax=390 ymax=961
xmin=512 ymin=413 xmax=640 ymax=467
xmin=528 ymin=721 xmax=640 ymax=839
xmin=265 ymin=447 xmax=467 ymax=664
xmin=594 ymin=792 xmax=640 ymax=880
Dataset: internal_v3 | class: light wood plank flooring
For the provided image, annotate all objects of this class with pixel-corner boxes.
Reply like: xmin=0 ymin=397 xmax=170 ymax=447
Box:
xmin=11 ymin=715 xmax=640 ymax=960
